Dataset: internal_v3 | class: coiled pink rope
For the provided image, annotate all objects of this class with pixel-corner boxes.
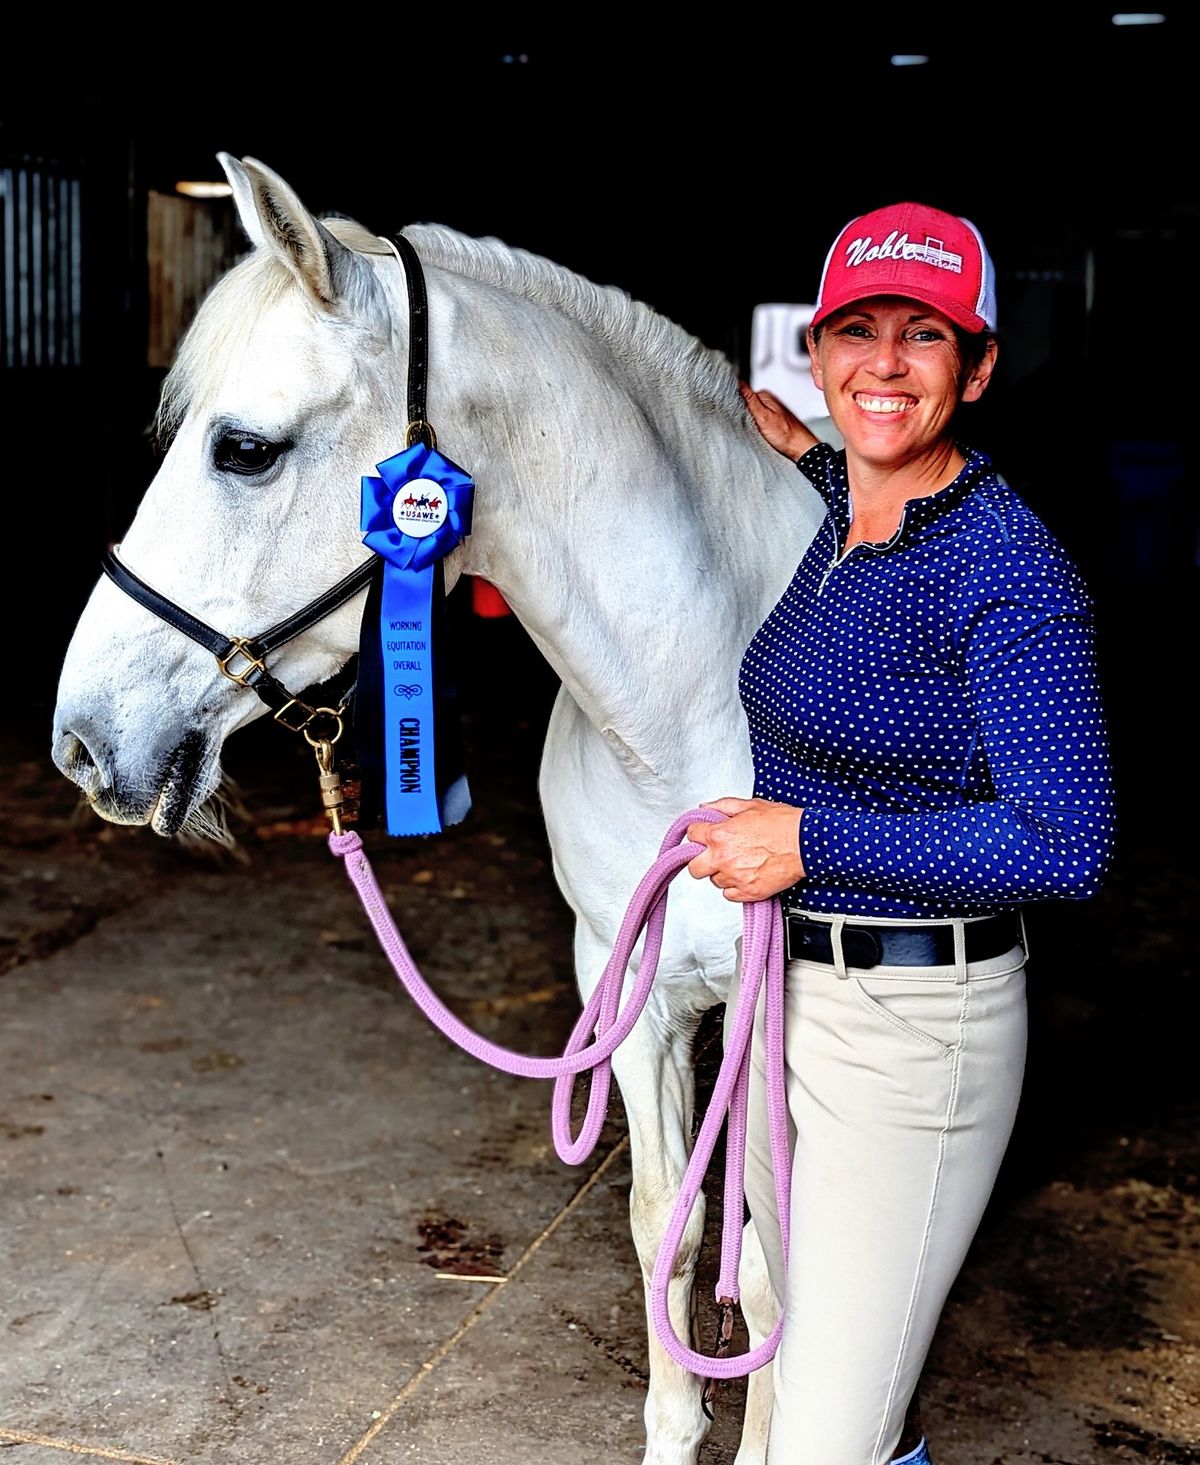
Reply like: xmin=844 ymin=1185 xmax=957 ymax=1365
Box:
xmin=329 ymin=807 xmax=791 ymax=1378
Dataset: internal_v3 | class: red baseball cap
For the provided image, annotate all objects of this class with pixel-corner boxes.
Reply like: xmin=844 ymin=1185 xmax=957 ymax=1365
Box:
xmin=811 ymin=201 xmax=997 ymax=335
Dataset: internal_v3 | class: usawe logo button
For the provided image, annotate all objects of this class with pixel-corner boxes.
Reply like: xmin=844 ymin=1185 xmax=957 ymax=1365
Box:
xmin=391 ymin=479 xmax=449 ymax=539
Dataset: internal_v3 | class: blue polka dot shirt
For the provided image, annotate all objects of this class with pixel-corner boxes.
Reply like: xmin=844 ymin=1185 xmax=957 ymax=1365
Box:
xmin=738 ymin=441 xmax=1117 ymax=918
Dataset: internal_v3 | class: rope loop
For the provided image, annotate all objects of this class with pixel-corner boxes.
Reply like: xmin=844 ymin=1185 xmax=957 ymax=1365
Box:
xmin=330 ymin=809 xmax=791 ymax=1379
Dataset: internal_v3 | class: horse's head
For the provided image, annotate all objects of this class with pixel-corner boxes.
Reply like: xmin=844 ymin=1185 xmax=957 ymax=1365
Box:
xmin=52 ymin=155 xmax=429 ymax=836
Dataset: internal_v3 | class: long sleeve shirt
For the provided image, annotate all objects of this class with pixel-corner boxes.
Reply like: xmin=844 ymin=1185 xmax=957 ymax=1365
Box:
xmin=738 ymin=441 xmax=1116 ymax=918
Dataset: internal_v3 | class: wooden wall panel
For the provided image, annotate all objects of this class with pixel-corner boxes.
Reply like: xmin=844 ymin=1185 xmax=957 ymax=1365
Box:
xmin=146 ymin=190 xmax=243 ymax=369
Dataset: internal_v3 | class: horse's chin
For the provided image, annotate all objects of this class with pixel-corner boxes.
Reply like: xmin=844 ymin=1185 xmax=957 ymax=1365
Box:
xmin=149 ymin=780 xmax=209 ymax=837
xmin=153 ymin=730 xmax=222 ymax=837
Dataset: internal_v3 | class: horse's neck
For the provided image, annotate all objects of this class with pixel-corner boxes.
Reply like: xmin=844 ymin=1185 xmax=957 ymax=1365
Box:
xmin=423 ymin=269 xmax=822 ymax=777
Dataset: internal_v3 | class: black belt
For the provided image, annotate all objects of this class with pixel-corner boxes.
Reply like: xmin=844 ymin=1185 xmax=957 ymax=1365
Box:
xmin=783 ymin=910 xmax=1023 ymax=969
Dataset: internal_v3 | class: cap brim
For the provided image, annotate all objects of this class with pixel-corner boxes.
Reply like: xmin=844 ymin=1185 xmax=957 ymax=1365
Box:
xmin=811 ymin=288 xmax=990 ymax=335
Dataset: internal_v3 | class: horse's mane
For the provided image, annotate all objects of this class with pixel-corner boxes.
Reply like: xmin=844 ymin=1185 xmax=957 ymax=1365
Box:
xmin=156 ymin=216 xmax=738 ymax=441
xmin=390 ymin=221 xmax=737 ymax=407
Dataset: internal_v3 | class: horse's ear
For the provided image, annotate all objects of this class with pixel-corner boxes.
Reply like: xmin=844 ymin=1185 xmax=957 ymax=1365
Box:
xmin=238 ymin=156 xmax=369 ymax=314
xmin=216 ymin=152 xmax=265 ymax=248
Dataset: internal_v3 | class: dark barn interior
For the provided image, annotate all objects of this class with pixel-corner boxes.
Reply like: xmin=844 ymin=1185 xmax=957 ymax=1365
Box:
xmin=2 ymin=10 xmax=1197 ymax=1463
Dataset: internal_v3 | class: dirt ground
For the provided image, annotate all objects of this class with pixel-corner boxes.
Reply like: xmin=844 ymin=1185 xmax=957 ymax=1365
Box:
xmin=3 ymin=614 xmax=1198 ymax=1464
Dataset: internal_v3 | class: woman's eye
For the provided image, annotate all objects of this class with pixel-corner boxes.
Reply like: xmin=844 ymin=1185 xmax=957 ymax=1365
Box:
xmin=213 ymin=433 xmax=285 ymax=476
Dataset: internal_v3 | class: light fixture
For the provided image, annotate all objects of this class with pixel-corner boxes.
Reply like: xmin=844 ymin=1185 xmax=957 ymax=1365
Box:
xmin=1110 ymin=12 xmax=1166 ymax=22
xmin=890 ymin=54 xmax=930 ymax=66
xmin=175 ymin=181 xmax=234 ymax=199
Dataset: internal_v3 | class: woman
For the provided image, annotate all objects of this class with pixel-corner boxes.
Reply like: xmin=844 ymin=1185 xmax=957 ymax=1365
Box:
xmin=686 ymin=201 xmax=1116 ymax=1464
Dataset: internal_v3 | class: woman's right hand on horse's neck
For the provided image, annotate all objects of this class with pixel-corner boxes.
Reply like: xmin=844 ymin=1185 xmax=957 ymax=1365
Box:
xmin=739 ymin=379 xmax=820 ymax=462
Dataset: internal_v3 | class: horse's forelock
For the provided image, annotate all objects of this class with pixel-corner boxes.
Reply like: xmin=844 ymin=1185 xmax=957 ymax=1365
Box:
xmin=154 ymin=223 xmax=394 ymax=446
xmin=322 ymin=217 xmax=392 ymax=255
xmin=155 ymin=250 xmax=297 ymax=444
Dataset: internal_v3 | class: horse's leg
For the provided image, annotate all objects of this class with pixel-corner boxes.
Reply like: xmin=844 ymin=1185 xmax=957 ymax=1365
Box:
xmin=540 ymin=695 xmax=710 ymax=1461
xmin=732 ymin=1214 xmax=776 ymax=1465
xmin=610 ymin=1007 xmax=710 ymax=1465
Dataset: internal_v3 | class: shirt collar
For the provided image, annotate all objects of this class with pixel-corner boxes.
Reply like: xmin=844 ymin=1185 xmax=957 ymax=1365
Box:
xmin=822 ymin=444 xmax=993 ymax=553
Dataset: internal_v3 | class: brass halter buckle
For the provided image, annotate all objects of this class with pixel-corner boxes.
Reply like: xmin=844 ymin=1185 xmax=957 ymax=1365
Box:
xmin=404 ymin=419 xmax=437 ymax=450
xmin=271 ymin=700 xmax=345 ymax=746
xmin=217 ymin=638 xmax=267 ymax=687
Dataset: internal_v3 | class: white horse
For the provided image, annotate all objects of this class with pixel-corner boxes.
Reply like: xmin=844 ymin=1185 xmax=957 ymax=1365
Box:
xmin=52 ymin=155 xmax=827 ymax=1465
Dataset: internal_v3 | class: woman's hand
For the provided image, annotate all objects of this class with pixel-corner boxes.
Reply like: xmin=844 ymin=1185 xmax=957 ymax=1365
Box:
xmin=738 ymin=380 xmax=820 ymax=462
xmin=686 ymin=797 xmax=806 ymax=902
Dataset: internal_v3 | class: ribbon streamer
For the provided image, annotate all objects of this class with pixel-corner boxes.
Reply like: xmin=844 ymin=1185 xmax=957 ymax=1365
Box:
xmin=359 ymin=441 xmax=474 ymax=835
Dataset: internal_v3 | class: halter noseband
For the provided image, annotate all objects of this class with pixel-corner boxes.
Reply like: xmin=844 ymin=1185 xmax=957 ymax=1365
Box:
xmin=100 ymin=233 xmax=432 ymax=746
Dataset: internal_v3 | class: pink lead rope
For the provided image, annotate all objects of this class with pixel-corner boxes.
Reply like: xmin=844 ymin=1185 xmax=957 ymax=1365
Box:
xmin=329 ymin=807 xmax=791 ymax=1379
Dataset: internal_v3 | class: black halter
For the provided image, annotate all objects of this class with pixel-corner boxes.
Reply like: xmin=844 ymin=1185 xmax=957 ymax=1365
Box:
xmin=101 ymin=233 xmax=432 ymax=742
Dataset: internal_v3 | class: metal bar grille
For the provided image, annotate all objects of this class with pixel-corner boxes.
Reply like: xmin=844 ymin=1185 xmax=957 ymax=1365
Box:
xmin=0 ymin=161 xmax=84 ymax=367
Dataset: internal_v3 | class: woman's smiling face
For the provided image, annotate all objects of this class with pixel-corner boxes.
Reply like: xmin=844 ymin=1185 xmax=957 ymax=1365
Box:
xmin=809 ymin=296 xmax=996 ymax=473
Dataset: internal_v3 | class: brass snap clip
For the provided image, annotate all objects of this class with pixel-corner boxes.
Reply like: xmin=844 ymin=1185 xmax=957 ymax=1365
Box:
xmin=312 ymin=738 xmax=345 ymax=837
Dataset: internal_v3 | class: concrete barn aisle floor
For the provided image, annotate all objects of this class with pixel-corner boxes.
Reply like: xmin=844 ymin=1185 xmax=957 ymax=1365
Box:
xmin=2 ymin=691 xmax=1198 ymax=1465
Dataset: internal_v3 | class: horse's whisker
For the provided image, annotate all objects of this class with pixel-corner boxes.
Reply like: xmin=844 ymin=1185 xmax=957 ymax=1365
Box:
xmin=176 ymin=773 xmax=251 ymax=861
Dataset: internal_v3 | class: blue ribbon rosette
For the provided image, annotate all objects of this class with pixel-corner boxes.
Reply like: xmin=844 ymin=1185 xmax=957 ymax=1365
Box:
xmin=359 ymin=441 xmax=475 ymax=835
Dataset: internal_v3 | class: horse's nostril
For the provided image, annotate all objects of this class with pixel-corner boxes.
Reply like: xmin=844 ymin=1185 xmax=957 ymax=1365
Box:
xmin=53 ymin=728 xmax=108 ymax=797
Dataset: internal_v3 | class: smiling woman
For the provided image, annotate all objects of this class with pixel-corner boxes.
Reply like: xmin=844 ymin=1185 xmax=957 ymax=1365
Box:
xmin=693 ymin=200 xmax=1117 ymax=1464
xmin=808 ymin=301 xmax=996 ymax=537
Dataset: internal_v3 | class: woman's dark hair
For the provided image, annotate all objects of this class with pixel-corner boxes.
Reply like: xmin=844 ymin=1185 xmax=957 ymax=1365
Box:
xmin=954 ymin=327 xmax=995 ymax=370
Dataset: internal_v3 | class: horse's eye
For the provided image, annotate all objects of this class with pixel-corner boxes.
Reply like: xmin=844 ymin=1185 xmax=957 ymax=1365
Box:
xmin=214 ymin=433 xmax=284 ymax=476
